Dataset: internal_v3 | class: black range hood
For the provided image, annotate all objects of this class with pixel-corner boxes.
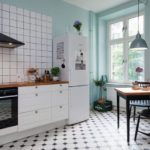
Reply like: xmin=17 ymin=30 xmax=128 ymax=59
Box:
xmin=0 ymin=33 xmax=25 ymax=48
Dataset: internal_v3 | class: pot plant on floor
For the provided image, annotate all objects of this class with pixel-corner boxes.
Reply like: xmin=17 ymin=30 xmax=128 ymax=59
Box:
xmin=93 ymin=75 xmax=112 ymax=112
xmin=51 ymin=67 xmax=60 ymax=81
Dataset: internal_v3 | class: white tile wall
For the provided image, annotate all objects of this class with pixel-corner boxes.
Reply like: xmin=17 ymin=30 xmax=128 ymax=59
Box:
xmin=0 ymin=3 xmax=52 ymax=83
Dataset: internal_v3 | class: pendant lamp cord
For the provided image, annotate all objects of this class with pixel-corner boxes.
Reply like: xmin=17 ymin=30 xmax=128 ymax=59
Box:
xmin=138 ymin=0 xmax=140 ymax=33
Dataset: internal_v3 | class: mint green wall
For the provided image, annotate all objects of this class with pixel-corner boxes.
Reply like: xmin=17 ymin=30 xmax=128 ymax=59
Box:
xmin=144 ymin=1 xmax=150 ymax=81
xmin=88 ymin=12 xmax=99 ymax=106
xmin=91 ymin=0 xmax=150 ymax=104
xmin=0 ymin=0 xmax=98 ymax=106
xmin=1 ymin=0 xmax=89 ymax=37
xmin=96 ymin=0 xmax=147 ymax=81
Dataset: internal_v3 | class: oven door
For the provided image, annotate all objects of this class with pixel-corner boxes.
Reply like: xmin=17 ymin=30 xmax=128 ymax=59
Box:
xmin=0 ymin=95 xmax=18 ymax=129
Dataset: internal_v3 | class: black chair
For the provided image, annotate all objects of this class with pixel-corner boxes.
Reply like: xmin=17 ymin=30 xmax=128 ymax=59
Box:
xmin=130 ymin=81 xmax=150 ymax=121
xmin=134 ymin=109 xmax=150 ymax=141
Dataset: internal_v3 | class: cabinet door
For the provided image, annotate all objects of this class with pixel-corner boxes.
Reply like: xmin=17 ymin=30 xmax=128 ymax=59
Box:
xmin=18 ymin=108 xmax=51 ymax=131
xmin=52 ymin=105 xmax=68 ymax=122
xmin=51 ymin=84 xmax=68 ymax=91
xmin=19 ymin=86 xmax=36 ymax=95
xmin=19 ymin=85 xmax=53 ymax=95
xmin=19 ymin=92 xmax=51 ymax=113
xmin=52 ymin=90 xmax=68 ymax=106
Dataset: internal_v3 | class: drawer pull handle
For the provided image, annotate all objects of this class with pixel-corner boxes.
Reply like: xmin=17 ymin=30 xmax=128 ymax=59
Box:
xmin=60 ymin=84 xmax=62 ymax=87
xmin=35 ymin=110 xmax=38 ymax=114
xmin=35 ymin=86 xmax=38 ymax=89
xmin=35 ymin=94 xmax=38 ymax=96
xmin=59 ymin=106 xmax=63 ymax=109
xmin=59 ymin=91 xmax=62 ymax=93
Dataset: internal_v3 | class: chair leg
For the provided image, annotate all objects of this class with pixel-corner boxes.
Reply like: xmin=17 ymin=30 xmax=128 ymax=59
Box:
xmin=134 ymin=114 xmax=141 ymax=141
xmin=129 ymin=105 xmax=132 ymax=118
xmin=133 ymin=106 xmax=136 ymax=122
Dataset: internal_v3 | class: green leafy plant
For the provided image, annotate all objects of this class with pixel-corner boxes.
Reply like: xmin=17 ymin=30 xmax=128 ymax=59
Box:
xmin=73 ymin=20 xmax=82 ymax=32
xmin=94 ymin=75 xmax=108 ymax=100
xmin=51 ymin=67 xmax=60 ymax=76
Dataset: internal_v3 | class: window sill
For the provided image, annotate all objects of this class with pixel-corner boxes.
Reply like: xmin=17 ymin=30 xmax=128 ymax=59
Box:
xmin=106 ymin=82 xmax=132 ymax=87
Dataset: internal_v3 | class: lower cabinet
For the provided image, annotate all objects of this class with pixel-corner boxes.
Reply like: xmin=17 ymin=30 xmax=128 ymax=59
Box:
xmin=18 ymin=84 xmax=68 ymax=131
xmin=52 ymin=105 xmax=68 ymax=122
xmin=18 ymin=108 xmax=51 ymax=131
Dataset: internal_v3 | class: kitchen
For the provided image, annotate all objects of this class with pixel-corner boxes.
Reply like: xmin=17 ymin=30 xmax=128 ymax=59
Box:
xmin=0 ymin=0 xmax=150 ymax=150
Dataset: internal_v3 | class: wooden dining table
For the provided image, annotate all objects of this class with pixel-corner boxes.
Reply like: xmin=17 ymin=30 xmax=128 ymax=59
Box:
xmin=115 ymin=88 xmax=150 ymax=144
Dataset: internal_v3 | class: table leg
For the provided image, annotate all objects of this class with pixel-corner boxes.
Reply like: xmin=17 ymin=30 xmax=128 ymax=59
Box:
xmin=117 ymin=93 xmax=120 ymax=128
xmin=126 ymin=98 xmax=130 ymax=144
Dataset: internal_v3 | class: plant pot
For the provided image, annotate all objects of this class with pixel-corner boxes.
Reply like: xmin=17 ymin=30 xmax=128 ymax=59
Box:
xmin=53 ymin=76 xmax=59 ymax=81
xmin=94 ymin=100 xmax=113 ymax=112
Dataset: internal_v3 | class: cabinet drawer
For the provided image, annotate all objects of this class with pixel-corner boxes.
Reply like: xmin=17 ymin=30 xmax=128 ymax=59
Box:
xmin=52 ymin=90 xmax=68 ymax=106
xmin=19 ymin=86 xmax=36 ymax=95
xmin=19 ymin=93 xmax=51 ymax=113
xmin=52 ymin=84 xmax=68 ymax=91
xmin=18 ymin=108 xmax=51 ymax=131
xmin=52 ymin=105 xmax=68 ymax=122
xmin=19 ymin=85 xmax=53 ymax=95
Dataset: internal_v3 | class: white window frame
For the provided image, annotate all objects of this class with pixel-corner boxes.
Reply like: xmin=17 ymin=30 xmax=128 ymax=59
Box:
xmin=107 ymin=12 xmax=145 ymax=83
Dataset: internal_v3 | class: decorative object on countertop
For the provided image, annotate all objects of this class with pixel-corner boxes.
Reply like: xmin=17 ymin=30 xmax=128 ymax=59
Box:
xmin=93 ymin=75 xmax=112 ymax=112
xmin=135 ymin=66 xmax=143 ymax=81
xmin=43 ymin=70 xmax=51 ymax=82
xmin=27 ymin=68 xmax=40 ymax=82
xmin=132 ymin=81 xmax=141 ymax=90
xmin=73 ymin=20 xmax=82 ymax=35
xmin=51 ymin=67 xmax=60 ymax=81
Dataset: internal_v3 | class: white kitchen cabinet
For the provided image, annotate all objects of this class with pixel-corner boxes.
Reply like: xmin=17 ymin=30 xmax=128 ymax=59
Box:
xmin=19 ymin=85 xmax=53 ymax=95
xmin=52 ymin=105 xmax=68 ymax=122
xmin=51 ymin=85 xmax=68 ymax=122
xmin=18 ymin=84 xmax=69 ymax=131
xmin=19 ymin=92 xmax=51 ymax=113
xmin=18 ymin=108 xmax=51 ymax=131
xmin=51 ymin=84 xmax=68 ymax=91
xmin=52 ymin=90 xmax=68 ymax=106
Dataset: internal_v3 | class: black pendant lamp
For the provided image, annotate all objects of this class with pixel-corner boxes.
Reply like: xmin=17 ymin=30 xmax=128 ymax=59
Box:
xmin=130 ymin=0 xmax=148 ymax=51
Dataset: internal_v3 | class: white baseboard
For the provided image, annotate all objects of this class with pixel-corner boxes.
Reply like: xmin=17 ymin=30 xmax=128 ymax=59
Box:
xmin=0 ymin=120 xmax=67 ymax=145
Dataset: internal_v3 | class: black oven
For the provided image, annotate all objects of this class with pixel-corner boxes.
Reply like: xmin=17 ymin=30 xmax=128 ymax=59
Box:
xmin=0 ymin=87 xmax=18 ymax=129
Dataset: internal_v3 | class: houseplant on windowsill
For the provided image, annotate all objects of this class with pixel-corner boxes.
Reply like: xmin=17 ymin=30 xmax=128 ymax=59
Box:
xmin=93 ymin=75 xmax=112 ymax=112
xmin=73 ymin=20 xmax=82 ymax=35
xmin=51 ymin=67 xmax=60 ymax=81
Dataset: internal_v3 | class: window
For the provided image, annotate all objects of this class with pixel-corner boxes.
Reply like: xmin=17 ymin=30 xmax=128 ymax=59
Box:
xmin=108 ymin=13 xmax=145 ymax=83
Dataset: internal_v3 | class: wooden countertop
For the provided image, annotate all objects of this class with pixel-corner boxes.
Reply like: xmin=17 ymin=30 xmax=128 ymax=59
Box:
xmin=115 ymin=87 xmax=150 ymax=96
xmin=0 ymin=81 xmax=69 ymax=88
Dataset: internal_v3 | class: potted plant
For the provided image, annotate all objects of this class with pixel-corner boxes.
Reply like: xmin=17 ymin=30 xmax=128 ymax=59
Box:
xmin=94 ymin=76 xmax=107 ymax=104
xmin=51 ymin=67 xmax=60 ymax=81
xmin=73 ymin=20 xmax=82 ymax=35
xmin=93 ymin=75 xmax=112 ymax=112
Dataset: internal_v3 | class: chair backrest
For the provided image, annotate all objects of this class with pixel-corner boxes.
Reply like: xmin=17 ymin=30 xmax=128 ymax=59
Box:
xmin=135 ymin=81 xmax=150 ymax=87
xmin=131 ymin=81 xmax=150 ymax=107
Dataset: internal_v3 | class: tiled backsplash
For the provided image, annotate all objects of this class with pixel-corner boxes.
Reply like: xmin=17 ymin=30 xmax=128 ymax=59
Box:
xmin=0 ymin=3 xmax=52 ymax=83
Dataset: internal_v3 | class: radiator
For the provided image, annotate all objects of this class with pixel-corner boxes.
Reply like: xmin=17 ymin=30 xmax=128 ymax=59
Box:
xmin=107 ymin=87 xmax=126 ymax=108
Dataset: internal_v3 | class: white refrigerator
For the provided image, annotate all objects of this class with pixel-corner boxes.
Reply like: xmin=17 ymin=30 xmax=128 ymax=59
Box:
xmin=53 ymin=33 xmax=89 ymax=124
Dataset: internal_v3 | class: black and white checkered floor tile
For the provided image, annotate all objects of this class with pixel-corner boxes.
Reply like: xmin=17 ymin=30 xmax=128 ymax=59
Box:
xmin=0 ymin=110 xmax=150 ymax=150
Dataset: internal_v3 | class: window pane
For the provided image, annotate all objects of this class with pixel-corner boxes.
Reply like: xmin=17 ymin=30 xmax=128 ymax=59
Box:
xmin=110 ymin=44 xmax=124 ymax=81
xmin=128 ymin=43 xmax=144 ymax=81
xmin=110 ymin=21 xmax=123 ymax=40
xmin=128 ymin=15 xmax=144 ymax=37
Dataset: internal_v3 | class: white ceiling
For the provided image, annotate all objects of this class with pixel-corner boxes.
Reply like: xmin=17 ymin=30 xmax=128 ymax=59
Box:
xmin=63 ymin=0 xmax=131 ymax=12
